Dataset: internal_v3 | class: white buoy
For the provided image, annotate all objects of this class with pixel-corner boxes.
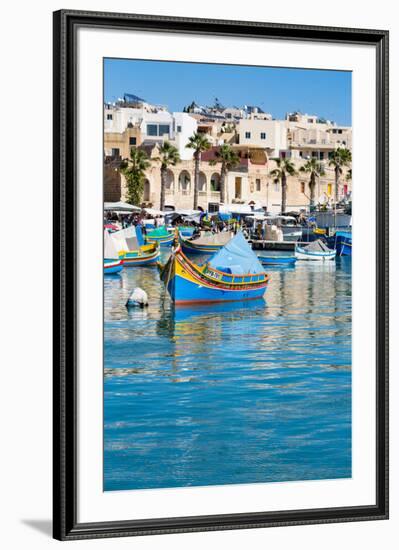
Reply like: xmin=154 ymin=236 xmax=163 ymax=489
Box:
xmin=126 ymin=287 xmax=149 ymax=308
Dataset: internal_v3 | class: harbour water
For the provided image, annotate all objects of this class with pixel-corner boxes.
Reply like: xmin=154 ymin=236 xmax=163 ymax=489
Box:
xmin=104 ymin=253 xmax=351 ymax=491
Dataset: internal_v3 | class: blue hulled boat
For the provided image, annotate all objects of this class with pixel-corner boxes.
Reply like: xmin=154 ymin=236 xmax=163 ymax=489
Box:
xmin=258 ymin=255 xmax=297 ymax=266
xmin=159 ymin=232 xmax=269 ymax=304
xmin=104 ymin=258 xmax=124 ymax=274
xmin=334 ymin=231 xmax=352 ymax=256
xmin=180 ymin=230 xmax=233 ymax=255
xmin=146 ymin=225 xmax=174 ymax=247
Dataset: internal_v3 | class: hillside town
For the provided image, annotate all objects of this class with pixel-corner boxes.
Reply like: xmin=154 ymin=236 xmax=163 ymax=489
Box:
xmin=104 ymin=93 xmax=352 ymax=214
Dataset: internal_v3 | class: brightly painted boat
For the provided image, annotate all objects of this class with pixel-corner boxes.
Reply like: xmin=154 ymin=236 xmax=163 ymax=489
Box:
xmin=159 ymin=232 xmax=269 ymax=304
xmin=258 ymin=255 xmax=297 ymax=266
xmin=180 ymin=231 xmax=233 ymax=255
xmin=104 ymin=258 xmax=124 ymax=274
xmin=331 ymin=231 xmax=352 ymax=256
xmin=295 ymin=239 xmax=336 ymax=261
xmin=146 ymin=225 xmax=174 ymax=247
xmin=178 ymin=226 xmax=195 ymax=237
xmin=107 ymin=225 xmax=160 ymax=267
xmin=121 ymin=243 xmax=160 ymax=266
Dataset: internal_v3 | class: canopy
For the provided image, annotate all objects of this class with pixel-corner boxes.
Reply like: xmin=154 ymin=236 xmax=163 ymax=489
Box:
xmin=111 ymin=226 xmax=139 ymax=252
xmin=104 ymin=230 xmax=120 ymax=259
xmin=144 ymin=207 xmax=164 ymax=216
xmin=209 ymin=232 xmax=265 ymax=274
xmin=192 ymin=231 xmax=232 ymax=246
xmin=104 ymin=201 xmax=141 ymax=212
xmin=219 ymin=201 xmax=264 ymax=215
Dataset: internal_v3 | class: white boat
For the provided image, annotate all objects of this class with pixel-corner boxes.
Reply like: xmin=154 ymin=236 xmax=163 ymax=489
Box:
xmin=295 ymin=239 xmax=336 ymax=261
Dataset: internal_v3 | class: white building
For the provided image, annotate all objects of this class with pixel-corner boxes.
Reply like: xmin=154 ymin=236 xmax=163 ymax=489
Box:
xmin=172 ymin=113 xmax=197 ymax=160
xmin=238 ymin=119 xmax=287 ymax=156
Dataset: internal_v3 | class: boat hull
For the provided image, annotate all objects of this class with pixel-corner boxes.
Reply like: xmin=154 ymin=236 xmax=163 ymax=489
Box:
xmin=161 ymin=249 xmax=269 ymax=304
xmin=180 ymin=236 xmax=227 ymax=255
xmin=104 ymin=259 xmax=124 ymax=274
xmin=336 ymin=232 xmax=352 ymax=256
xmin=295 ymin=247 xmax=336 ymax=261
xmin=259 ymin=256 xmax=297 ymax=266
xmin=146 ymin=232 xmax=174 ymax=247
xmin=121 ymin=247 xmax=160 ymax=266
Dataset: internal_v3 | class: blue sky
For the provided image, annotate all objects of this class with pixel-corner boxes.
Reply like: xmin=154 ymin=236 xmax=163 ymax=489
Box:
xmin=104 ymin=59 xmax=352 ymax=126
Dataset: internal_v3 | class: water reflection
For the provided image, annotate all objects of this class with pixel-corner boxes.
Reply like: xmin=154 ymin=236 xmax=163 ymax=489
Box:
xmin=104 ymin=254 xmax=351 ymax=490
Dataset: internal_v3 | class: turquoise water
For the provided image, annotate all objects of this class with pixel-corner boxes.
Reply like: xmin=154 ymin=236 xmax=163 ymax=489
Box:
xmin=104 ymin=254 xmax=351 ymax=491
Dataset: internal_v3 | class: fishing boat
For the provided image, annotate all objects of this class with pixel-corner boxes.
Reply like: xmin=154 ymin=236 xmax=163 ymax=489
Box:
xmin=122 ymin=243 xmax=160 ymax=266
xmin=295 ymin=239 xmax=336 ymax=261
xmin=109 ymin=226 xmax=160 ymax=266
xmin=180 ymin=230 xmax=233 ymax=255
xmin=104 ymin=229 xmax=124 ymax=274
xmin=258 ymin=255 xmax=297 ymax=266
xmin=178 ymin=225 xmax=195 ymax=237
xmin=104 ymin=258 xmax=124 ymax=274
xmin=330 ymin=231 xmax=352 ymax=256
xmin=159 ymin=232 xmax=269 ymax=304
xmin=145 ymin=225 xmax=174 ymax=247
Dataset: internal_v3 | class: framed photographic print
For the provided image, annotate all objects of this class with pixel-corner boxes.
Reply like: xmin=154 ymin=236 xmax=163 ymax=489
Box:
xmin=53 ymin=10 xmax=389 ymax=540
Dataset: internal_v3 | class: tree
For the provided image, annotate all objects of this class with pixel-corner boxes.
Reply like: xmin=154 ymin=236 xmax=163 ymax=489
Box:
xmin=119 ymin=147 xmax=150 ymax=206
xmin=154 ymin=141 xmax=180 ymax=210
xmin=299 ymin=158 xmax=325 ymax=208
xmin=186 ymin=132 xmax=211 ymax=209
xmin=269 ymin=157 xmax=297 ymax=213
xmin=209 ymin=144 xmax=240 ymax=203
xmin=328 ymin=147 xmax=352 ymax=204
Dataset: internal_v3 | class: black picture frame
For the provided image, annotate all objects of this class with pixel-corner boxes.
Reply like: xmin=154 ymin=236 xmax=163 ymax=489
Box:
xmin=53 ymin=9 xmax=389 ymax=541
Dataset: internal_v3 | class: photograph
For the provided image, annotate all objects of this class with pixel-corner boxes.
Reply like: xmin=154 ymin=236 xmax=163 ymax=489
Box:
xmin=102 ymin=58 xmax=353 ymax=492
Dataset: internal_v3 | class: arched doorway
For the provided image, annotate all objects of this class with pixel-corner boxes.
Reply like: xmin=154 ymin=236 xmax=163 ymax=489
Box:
xmin=143 ymin=179 xmax=150 ymax=201
xmin=210 ymin=172 xmax=221 ymax=192
xmin=165 ymin=170 xmax=175 ymax=193
xmin=198 ymin=172 xmax=207 ymax=193
xmin=179 ymin=171 xmax=191 ymax=194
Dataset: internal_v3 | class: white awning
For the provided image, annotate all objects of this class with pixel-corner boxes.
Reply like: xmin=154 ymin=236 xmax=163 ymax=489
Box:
xmin=104 ymin=201 xmax=141 ymax=212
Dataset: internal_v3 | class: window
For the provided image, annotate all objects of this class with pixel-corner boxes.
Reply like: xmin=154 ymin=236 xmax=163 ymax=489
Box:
xmin=147 ymin=124 xmax=158 ymax=136
xmin=159 ymin=124 xmax=170 ymax=136
xmin=319 ymin=152 xmax=324 ymax=160
xmin=256 ymin=178 xmax=261 ymax=191
xmin=111 ymin=148 xmax=120 ymax=157
xmin=129 ymin=137 xmax=136 ymax=146
xmin=106 ymin=113 xmax=113 ymax=120
xmin=245 ymin=131 xmax=251 ymax=139
xmin=177 ymin=125 xmax=182 ymax=133
xmin=260 ymin=132 xmax=266 ymax=140
xmin=312 ymin=151 xmax=318 ymax=158
xmin=338 ymin=129 xmax=343 ymax=134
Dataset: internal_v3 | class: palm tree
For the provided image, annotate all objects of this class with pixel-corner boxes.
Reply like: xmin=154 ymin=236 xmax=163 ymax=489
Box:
xmin=299 ymin=158 xmax=325 ymax=209
xmin=154 ymin=141 xmax=180 ymax=210
xmin=209 ymin=144 xmax=240 ymax=203
xmin=328 ymin=147 xmax=352 ymax=204
xmin=119 ymin=147 xmax=150 ymax=206
xmin=269 ymin=157 xmax=297 ymax=214
xmin=186 ymin=132 xmax=211 ymax=209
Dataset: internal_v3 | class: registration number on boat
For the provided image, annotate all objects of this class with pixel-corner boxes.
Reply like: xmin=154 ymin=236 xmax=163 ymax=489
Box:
xmin=206 ymin=269 xmax=222 ymax=280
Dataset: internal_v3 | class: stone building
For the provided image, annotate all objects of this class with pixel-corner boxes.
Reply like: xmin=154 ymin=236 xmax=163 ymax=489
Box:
xmin=103 ymin=102 xmax=352 ymax=212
